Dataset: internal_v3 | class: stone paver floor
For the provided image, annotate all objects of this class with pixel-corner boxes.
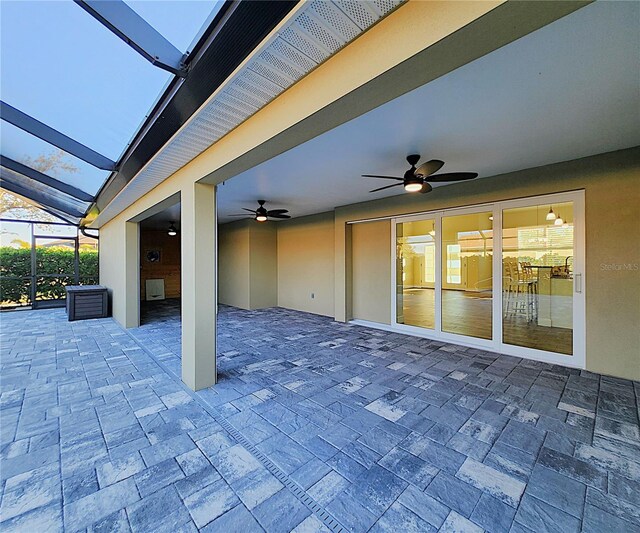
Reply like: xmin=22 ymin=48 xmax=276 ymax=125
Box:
xmin=2 ymin=302 xmax=640 ymax=532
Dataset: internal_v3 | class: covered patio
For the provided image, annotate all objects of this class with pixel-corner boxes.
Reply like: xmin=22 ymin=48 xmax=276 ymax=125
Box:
xmin=2 ymin=305 xmax=638 ymax=531
xmin=2 ymin=1 xmax=639 ymax=532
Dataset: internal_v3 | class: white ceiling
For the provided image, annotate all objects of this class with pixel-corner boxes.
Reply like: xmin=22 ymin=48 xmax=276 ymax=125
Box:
xmin=216 ymin=1 xmax=640 ymax=223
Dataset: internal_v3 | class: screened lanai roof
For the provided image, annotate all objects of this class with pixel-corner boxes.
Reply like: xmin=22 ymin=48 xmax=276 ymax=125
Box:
xmin=0 ymin=0 xmax=224 ymax=224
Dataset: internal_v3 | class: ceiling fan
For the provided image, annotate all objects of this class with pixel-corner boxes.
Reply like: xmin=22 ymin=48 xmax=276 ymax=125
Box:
xmin=229 ymin=200 xmax=291 ymax=222
xmin=363 ymin=154 xmax=478 ymax=194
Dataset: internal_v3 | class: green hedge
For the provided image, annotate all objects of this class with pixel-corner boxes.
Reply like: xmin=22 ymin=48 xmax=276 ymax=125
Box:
xmin=0 ymin=247 xmax=98 ymax=306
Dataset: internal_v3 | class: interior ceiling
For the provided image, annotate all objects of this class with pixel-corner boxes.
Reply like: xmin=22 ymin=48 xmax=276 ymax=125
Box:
xmin=217 ymin=2 xmax=640 ymax=223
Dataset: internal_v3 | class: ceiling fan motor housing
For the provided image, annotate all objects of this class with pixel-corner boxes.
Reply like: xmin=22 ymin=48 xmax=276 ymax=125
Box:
xmin=404 ymin=155 xmax=423 ymax=189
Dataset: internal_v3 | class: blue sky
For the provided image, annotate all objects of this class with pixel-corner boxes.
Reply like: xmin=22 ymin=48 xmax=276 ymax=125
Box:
xmin=1 ymin=0 xmax=220 ymax=194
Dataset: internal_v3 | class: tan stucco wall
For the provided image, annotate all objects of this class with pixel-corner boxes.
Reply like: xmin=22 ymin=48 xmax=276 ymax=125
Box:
xmin=99 ymin=220 xmax=127 ymax=321
xmin=218 ymin=220 xmax=250 ymax=309
xmin=95 ymin=1 xmax=638 ymax=383
xmin=217 ymin=220 xmax=277 ymax=310
xmin=277 ymin=212 xmax=335 ymax=317
xmin=96 ymin=0 xmax=583 ymax=329
xmin=249 ymin=223 xmax=278 ymax=310
xmin=351 ymin=220 xmax=392 ymax=324
xmin=334 ymin=147 xmax=640 ymax=381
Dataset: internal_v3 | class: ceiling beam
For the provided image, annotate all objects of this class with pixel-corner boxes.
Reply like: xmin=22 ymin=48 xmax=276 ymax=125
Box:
xmin=0 ymin=102 xmax=117 ymax=171
xmin=0 ymin=177 xmax=86 ymax=218
xmin=73 ymin=0 xmax=187 ymax=77
xmin=0 ymin=156 xmax=94 ymax=202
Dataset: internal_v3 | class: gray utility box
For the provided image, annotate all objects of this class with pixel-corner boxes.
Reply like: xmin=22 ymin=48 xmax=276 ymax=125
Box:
xmin=65 ymin=285 xmax=109 ymax=321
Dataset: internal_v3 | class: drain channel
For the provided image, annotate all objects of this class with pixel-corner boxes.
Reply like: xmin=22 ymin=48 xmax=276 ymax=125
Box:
xmin=122 ymin=323 xmax=348 ymax=533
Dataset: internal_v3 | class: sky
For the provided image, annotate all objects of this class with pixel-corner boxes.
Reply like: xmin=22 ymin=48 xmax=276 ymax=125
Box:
xmin=0 ymin=0 xmax=221 ymax=194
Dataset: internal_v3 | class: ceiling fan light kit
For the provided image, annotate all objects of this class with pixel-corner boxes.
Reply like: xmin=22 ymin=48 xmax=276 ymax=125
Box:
xmin=167 ymin=222 xmax=177 ymax=236
xmin=362 ymin=154 xmax=478 ymax=194
xmin=229 ymin=200 xmax=291 ymax=222
xmin=404 ymin=180 xmax=423 ymax=193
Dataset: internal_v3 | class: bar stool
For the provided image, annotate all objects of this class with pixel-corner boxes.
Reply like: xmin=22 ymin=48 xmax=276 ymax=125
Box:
xmin=520 ymin=261 xmax=538 ymax=321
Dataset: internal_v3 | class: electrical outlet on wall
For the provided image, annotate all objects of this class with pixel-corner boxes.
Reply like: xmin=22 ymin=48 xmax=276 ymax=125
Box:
xmin=311 ymin=293 xmax=315 ymax=299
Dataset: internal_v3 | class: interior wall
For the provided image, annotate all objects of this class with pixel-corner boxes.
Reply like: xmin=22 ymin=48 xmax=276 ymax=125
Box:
xmin=140 ymin=229 xmax=181 ymax=300
xmin=334 ymin=147 xmax=640 ymax=381
xmin=249 ymin=222 xmax=278 ymax=309
xmin=277 ymin=212 xmax=335 ymax=317
xmin=351 ymin=220 xmax=391 ymax=324
xmin=218 ymin=220 xmax=250 ymax=309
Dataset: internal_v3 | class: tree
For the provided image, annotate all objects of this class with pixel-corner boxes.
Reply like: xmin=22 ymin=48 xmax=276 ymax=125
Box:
xmin=0 ymin=150 xmax=80 ymax=223
xmin=22 ymin=150 xmax=79 ymax=177
xmin=0 ymin=190 xmax=61 ymax=222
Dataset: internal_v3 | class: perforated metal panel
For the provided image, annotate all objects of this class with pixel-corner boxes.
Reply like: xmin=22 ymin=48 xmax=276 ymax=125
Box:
xmin=279 ymin=24 xmax=330 ymax=63
xmin=271 ymin=37 xmax=317 ymax=72
xmin=249 ymin=58 xmax=296 ymax=88
xmin=335 ymin=1 xmax=379 ymax=30
xmin=95 ymin=0 xmax=405 ymax=226
xmin=309 ymin=1 xmax=361 ymax=42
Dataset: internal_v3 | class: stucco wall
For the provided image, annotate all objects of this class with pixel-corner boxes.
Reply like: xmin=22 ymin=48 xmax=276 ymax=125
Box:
xmin=351 ymin=220 xmax=392 ymax=324
xmin=334 ymin=147 xmax=640 ymax=381
xmin=277 ymin=212 xmax=335 ymax=317
xmin=217 ymin=220 xmax=277 ymax=310
xmin=93 ymin=0 xmax=636 ymax=380
xmin=218 ymin=220 xmax=250 ymax=309
xmin=249 ymin=222 xmax=278 ymax=310
xmin=96 ymin=0 xmax=580 ymax=330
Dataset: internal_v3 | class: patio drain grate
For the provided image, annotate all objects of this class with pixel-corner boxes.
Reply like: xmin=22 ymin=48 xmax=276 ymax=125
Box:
xmin=122 ymin=321 xmax=348 ymax=533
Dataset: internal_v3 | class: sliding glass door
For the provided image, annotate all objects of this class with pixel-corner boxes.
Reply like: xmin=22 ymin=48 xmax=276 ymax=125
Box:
xmin=391 ymin=192 xmax=585 ymax=367
xmin=441 ymin=211 xmax=493 ymax=340
xmin=501 ymin=199 xmax=578 ymax=356
xmin=395 ymin=219 xmax=436 ymax=329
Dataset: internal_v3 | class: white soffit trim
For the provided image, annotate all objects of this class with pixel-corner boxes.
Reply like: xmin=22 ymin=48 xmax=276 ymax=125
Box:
xmin=93 ymin=0 xmax=405 ymax=226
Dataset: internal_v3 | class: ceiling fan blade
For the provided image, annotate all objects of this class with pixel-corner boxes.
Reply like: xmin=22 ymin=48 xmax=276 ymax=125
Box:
xmin=427 ymin=172 xmax=478 ymax=182
xmin=269 ymin=214 xmax=291 ymax=219
xmin=415 ymin=159 xmax=445 ymax=178
xmin=362 ymin=175 xmax=404 ymax=181
xmin=242 ymin=207 xmax=257 ymax=213
xmin=228 ymin=214 xmax=249 ymax=217
xmin=419 ymin=182 xmax=433 ymax=194
xmin=266 ymin=209 xmax=289 ymax=215
xmin=370 ymin=183 xmax=403 ymax=193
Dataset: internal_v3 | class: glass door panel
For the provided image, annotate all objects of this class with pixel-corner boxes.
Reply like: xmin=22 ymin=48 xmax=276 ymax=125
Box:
xmin=502 ymin=202 xmax=574 ymax=354
xmin=396 ymin=219 xmax=436 ymax=329
xmin=441 ymin=212 xmax=493 ymax=339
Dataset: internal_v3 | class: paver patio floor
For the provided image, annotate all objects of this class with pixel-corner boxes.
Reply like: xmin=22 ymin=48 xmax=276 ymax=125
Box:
xmin=2 ymin=303 xmax=639 ymax=532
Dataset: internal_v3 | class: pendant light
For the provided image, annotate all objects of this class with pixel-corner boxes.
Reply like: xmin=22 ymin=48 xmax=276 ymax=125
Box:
xmin=546 ymin=206 xmax=557 ymax=221
xmin=168 ymin=222 xmax=177 ymax=236
xmin=554 ymin=214 xmax=564 ymax=226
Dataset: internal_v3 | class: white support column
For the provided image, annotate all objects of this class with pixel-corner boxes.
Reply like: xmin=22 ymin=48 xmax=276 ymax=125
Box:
xmin=181 ymin=182 xmax=217 ymax=390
